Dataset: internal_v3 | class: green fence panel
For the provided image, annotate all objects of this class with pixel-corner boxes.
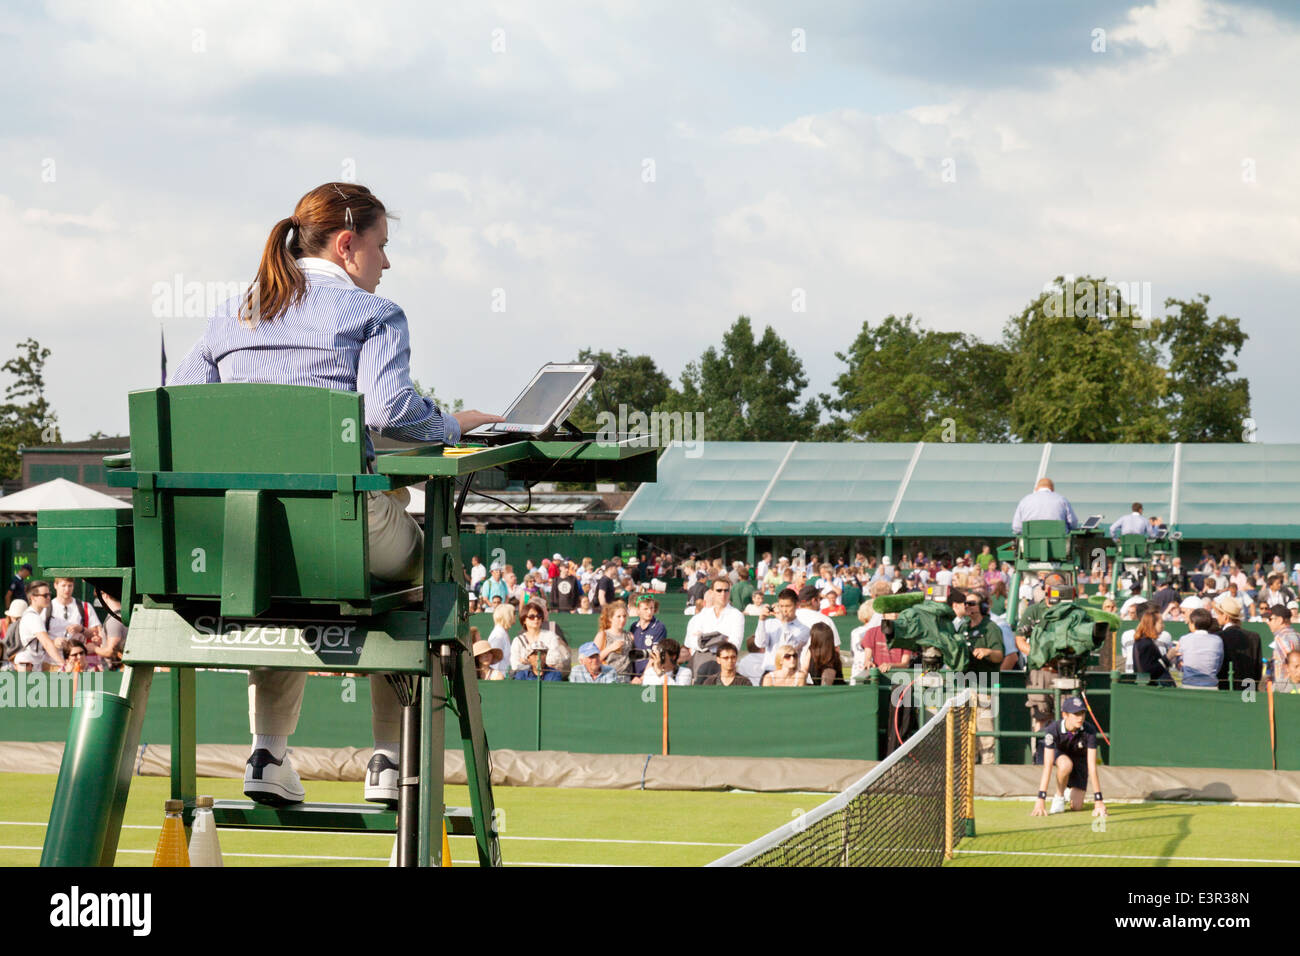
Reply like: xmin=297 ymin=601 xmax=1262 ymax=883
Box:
xmin=0 ymin=671 xmax=377 ymax=749
xmin=1109 ymin=682 xmax=1273 ymax=769
xmin=1278 ymin=691 xmax=1300 ymax=772
xmin=467 ymin=680 xmax=548 ymax=752
xmin=535 ymin=682 xmax=663 ymax=755
xmin=667 ymin=684 xmax=880 ymax=760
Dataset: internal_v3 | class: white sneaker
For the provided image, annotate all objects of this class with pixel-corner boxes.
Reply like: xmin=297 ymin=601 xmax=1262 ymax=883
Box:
xmin=365 ymin=752 xmax=399 ymax=807
xmin=1049 ymin=794 xmax=1066 ymax=815
xmin=244 ymin=749 xmax=305 ymax=806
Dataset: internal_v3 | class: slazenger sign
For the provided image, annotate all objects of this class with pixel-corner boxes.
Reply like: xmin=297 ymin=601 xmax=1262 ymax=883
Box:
xmin=191 ymin=617 xmax=358 ymax=656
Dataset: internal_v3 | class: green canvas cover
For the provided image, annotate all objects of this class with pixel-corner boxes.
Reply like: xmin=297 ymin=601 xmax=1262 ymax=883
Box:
xmin=888 ymin=600 xmax=971 ymax=672
xmin=1027 ymin=601 xmax=1106 ymax=670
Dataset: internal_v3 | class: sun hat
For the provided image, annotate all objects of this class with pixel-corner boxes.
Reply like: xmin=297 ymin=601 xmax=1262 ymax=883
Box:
xmin=6 ymin=599 xmax=27 ymax=618
xmin=471 ymin=640 xmax=503 ymax=664
xmin=1213 ymin=594 xmax=1242 ymax=620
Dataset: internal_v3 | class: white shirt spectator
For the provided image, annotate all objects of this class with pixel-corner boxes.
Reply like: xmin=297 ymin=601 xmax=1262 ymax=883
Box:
xmin=17 ymin=609 xmax=54 ymax=666
xmin=641 ymin=666 xmax=692 ymax=686
xmin=1175 ymin=630 xmax=1224 ymax=688
xmin=756 ymin=558 xmax=770 ymax=582
xmin=509 ymin=629 xmax=569 ymax=674
xmin=1261 ymin=586 xmax=1292 ymax=608
xmin=1120 ymin=627 xmax=1175 ymax=673
xmin=753 ymin=616 xmax=812 ymax=670
xmin=685 ymin=604 xmax=746 ymax=651
xmin=46 ymin=596 xmax=100 ymax=640
xmin=850 ymin=614 xmax=881 ymax=674
xmin=469 ymin=562 xmax=488 ymax=589
xmin=795 ymin=606 xmax=839 ymax=647
xmin=935 ymin=568 xmax=954 ymax=588
xmin=486 ymin=624 xmax=512 ymax=675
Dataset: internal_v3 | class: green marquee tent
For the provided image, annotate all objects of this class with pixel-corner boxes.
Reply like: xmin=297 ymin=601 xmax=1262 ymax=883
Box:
xmin=616 ymin=441 xmax=1300 ymax=541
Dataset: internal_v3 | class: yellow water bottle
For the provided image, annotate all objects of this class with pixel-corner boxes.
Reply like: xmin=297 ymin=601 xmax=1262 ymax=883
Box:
xmin=152 ymin=799 xmax=191 ymax=867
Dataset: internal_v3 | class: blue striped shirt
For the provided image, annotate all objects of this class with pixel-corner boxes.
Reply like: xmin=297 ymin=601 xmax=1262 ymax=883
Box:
xmin=1109 ymin=512 xmax=1156 ymax=541
xmin=1010 ymin=489 xmax=1078 ymax=533
xmin=169 ymin=258 xmax=460 ymax=462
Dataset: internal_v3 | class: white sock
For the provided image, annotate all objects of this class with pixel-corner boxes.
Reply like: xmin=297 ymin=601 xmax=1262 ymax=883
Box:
xmin=374 ymin=741 xmax=399 ymax=761
xmin=253 ymin=734 xmax=287 ymax=759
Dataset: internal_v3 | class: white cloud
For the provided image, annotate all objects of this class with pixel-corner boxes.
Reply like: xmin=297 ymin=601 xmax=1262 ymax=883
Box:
xmin=1 ymin=0 xmax=1296 ymax=445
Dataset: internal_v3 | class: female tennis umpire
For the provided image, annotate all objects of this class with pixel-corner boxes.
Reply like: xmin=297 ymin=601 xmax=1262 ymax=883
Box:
xmin=171 ymin=182 xmax=501 ymax=806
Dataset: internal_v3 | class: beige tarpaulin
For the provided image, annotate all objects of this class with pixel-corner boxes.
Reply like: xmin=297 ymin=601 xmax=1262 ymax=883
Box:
xmin=4 ymin=742 xmax=1299 ymax=802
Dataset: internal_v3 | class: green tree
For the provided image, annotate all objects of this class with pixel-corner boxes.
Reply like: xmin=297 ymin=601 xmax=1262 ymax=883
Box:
xmin=568 ymin=348 xmax=676 ymax=432
xmin=827 ymin=314 xmax=1012 ymax=441
xmin=1155 ymin=295 xmax=1251 ymax=441
xmin=675 ymin=316 xmax=820 ymax=441
xmin=1003 ymin=276 xmax=1167 ymax=442
xmin=410 ymin=378 xmax=464 ymax=413
xmin=0 ymin=338 xmax=60 ymax=480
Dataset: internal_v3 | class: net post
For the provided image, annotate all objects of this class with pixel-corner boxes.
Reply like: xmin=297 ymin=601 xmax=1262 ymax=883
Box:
xmin=964 ymin=696 xmax=977 ymax=838
xmin=944 ymin=706 xmax=955 ymax=861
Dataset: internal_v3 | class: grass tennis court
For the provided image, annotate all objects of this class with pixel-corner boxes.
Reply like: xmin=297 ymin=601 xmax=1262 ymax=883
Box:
xmin=2 ymin=773 xmax=1297 ymax=866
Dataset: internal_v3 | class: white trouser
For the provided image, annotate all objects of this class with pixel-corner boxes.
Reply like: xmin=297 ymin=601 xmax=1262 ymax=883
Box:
xmin=247 ymin=489 xmax=423 ymax=742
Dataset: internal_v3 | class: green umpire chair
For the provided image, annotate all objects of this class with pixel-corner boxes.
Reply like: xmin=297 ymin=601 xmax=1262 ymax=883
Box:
xmin=40 ymin=384 xmax=496 ymax=867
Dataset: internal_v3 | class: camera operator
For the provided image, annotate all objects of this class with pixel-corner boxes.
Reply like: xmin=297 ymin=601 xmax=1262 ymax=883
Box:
xmin=1031 ymin=696 xmax=1107 ymax=818
xmin=1016 ymin=573 xmax=1068 ymax=762
xmin=956 ymin=590 xmax=1003 ymax=764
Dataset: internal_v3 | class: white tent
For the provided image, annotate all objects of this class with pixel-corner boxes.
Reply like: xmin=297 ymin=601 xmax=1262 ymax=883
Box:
xmin=0 ymin=477 xmax=130 ymax=514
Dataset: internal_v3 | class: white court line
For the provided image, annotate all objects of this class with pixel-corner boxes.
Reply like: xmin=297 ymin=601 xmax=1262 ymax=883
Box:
xmin=956 ymin=849 xmax=1300 ymax=865
xmin=0 ymin=821 xmax=739 ymax=848
xmin=449 ymin=834 xmax=740 ymax=847
xmin=974 ymin=797 xmax=1300 ymax=808
xmin=0 ymin=845 xmax=625 ymax=866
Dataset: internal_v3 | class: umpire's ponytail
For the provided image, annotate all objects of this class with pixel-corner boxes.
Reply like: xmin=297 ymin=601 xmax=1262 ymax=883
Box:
xmin=240 ymin=182 xmax=391 ymax=327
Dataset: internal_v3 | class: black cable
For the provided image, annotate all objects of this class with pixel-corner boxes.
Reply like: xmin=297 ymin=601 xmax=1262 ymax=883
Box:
xmin=455 ymin=472 xmax=475 ymax=521
xmin=465 ymin=484 xmax=533 ymax=515
xmin=386 ymin=673 xmax=417 ymax=708
xmin=459 ymin=437 xmax=588 ymax=517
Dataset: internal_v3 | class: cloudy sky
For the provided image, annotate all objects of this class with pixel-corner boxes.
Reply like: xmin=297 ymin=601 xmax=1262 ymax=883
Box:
xmin=3 ymin=0 xmax=1297 ymax=442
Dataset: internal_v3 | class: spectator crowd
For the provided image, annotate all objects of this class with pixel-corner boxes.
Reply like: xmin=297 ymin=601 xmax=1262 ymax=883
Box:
xmin=1 ymin=568 xmax=126 ymax=674
xmin=6 ymin=543 xmax=1295 ymax=697
xmin=456 ymin=544 xmax=1300 ymax=696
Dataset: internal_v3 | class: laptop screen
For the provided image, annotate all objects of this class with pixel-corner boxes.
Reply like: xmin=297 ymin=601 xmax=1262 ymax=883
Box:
xmin=505 ymin=369 xmax=590 ymax=425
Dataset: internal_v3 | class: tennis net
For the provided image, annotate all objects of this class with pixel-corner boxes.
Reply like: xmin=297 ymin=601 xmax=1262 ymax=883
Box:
xmin=708 ymin=687 xmax=977 ymax=867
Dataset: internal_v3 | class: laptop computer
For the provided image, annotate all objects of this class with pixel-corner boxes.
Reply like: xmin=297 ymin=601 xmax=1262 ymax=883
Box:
xmin=464 ymin=362 xmax=603 ymax=445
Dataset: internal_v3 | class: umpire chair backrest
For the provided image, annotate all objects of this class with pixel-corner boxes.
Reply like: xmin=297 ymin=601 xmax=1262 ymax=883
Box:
xmin=1019 ymin=520 xmax=1072 ymax=564
xmin=128 ymin=384 xmax=372 ymax=616
xmin=1118 ymin=534 xmax=1151 ymax=560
